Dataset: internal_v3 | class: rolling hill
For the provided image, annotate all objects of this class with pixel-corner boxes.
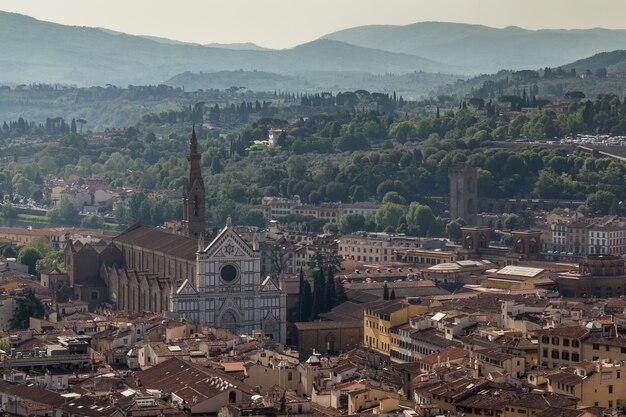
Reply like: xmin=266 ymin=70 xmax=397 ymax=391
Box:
xmin=323 ymin=22 xmax=626 ymax=74
xmin=561 ymin=50 xmax=626 ymax=74
xmin=0 ymin=11 xmax=449 ymax=87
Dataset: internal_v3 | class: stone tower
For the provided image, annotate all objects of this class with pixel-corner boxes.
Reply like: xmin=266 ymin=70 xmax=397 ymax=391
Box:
xmin=183 ymin=126 xmax=206 ymax=239
xmin=449 ymin=166 xmax=478 ymax=225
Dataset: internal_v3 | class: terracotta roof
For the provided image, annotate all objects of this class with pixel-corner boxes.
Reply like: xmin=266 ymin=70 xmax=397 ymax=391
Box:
xmin=536 ymin=326 xmax=590 ymax=339
xmin=138 ymin=357 xmax=255 ymax=405
xmin=114 ymin=224 xmax=197 ymax=261
xmin=421 ymin=346 xmax=467 ymax=365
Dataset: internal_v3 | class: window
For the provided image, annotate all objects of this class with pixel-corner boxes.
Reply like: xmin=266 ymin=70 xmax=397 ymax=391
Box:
xmin=551 ymin=350 xmax=559 ymax=359
xmin=563 ymin=338 xmax=570 ymax=347
xmin=91 ymin=291 xmax=98 ymax=300
xmin=593 ymin=343 xmax=600 ymax=350
xmin=572 ymin=340 xmax=580 ymax=348
xmin=572 ymin=353 xmax=580 ymax=361
xmin=609 ymin=385 xmax=613 ymax=394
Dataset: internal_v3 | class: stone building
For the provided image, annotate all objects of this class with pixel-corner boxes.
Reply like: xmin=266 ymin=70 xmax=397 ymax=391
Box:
xmin=64 ymin=128 xmax=286 ymax=341
xmin=557 ymin=254 xmax=626 ymax=298
xmin=172 ymin=218 xmax=287 ymax=343
xmin=449 ymin=166 xmax=478 ymax=225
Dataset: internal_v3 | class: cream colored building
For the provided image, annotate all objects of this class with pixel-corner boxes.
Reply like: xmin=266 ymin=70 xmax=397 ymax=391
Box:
xmin=364 ymin=299 xmax=428 ymax=357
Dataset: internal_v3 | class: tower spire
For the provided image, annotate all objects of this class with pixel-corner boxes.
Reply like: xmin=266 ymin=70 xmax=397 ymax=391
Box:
xmin=183 ymin=126 xmax=206 ymax=239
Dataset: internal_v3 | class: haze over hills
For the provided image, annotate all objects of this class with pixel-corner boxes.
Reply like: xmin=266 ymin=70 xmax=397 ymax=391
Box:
xmin=0 ymin=11 xmax=448 ymax=87
xmin=561 ymin=50 xmax=626 ymax=74
xmin=3 ymin=10 xmax=626 ymax=94
xmin=322 ymin=22 xmax=626 ymax=74
xmin=435 ymin=49 xmax=626 ymax=99
xmin=164 ymin=70 xmax=462 ymax=98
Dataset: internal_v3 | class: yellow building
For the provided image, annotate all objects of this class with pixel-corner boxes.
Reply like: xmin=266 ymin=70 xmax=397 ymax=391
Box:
xmin=567 ymin=221 xmax=589 ymax=255
xmin=536 ymin=326 xmax=589 ymax=368
xmin=471 ymin=347 xmax=526 ymax=378
xmin=582 ymin=335 xmax=626 ymax=362
xmin=546 ymin=360 xmax=626 ymax=409
xmin=364 ymin=299 xmax=427 ymax=357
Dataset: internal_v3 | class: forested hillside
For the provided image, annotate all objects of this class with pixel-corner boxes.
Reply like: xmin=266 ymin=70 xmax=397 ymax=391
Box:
xmin=2 ymin=90 xmax=626 ymax=233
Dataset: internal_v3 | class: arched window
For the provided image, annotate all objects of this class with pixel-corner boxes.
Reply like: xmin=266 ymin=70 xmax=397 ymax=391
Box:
xmin=229 ymin=391 xmax=237 ymax=403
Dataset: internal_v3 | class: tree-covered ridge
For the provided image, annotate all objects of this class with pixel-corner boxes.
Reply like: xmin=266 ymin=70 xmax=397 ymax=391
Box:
xmin=2 ymin=91 xmax=626 ymax=231
xmin=438 ymin=65 xmax=626 ymax=101
xmin=0 ymin=84 xmax=279 ymax=130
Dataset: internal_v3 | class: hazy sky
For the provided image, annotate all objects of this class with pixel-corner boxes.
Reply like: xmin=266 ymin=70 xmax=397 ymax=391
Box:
xmin=1 ymin=0 xmax=625 ymax=48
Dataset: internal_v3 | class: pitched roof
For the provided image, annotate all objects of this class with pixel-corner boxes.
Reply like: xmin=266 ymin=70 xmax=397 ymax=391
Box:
xmin=114 ymin=223 xmax=197 ymax=261
xmin=138 ymin=357 xmax=255 ymax=405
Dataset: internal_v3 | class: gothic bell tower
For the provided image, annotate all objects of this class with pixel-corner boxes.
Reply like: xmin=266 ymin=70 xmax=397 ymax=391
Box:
xmin=183 ymin=126 xmax=206 ymax=239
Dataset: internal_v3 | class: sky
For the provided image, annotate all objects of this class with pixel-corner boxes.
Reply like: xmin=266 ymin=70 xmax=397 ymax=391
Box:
xmin=1 ymin=0 xmax=625 ymax=49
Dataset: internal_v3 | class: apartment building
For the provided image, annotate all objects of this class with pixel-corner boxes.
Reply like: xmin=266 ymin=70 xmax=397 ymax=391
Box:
xmin=363 ymin=299 xmax=427 ymax=357
xmin=339 ymin=232 xmax=446 ymax=264
xmin=537 ymin=326 xmax=590 ymax=367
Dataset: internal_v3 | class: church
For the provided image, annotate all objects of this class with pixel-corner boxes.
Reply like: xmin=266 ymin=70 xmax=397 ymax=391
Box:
xmin=63 ymin=127 xmax=286 ymax=343
xmin=173 ymin=218 xmax=286 ymax=343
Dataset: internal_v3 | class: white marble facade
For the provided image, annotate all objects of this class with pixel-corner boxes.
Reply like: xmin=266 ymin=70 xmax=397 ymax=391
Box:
xmin=173 ymin=219 xmax=286 ymax=343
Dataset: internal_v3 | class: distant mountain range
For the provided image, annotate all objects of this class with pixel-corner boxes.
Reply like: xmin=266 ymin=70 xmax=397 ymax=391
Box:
xmin=0 ymin=11 xmax=446 ymax=86
xmin=322 ymin=22 xmax=626 ymax=74
xmin=164 ymin=70 xmax=462 ymax=98
xmin=2 ymin=11 xmax=626 ymax=91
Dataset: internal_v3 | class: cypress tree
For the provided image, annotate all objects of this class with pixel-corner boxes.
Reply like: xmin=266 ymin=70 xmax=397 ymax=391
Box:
xmin=335 ymin=279 xmax=347 ymax=305
xmin=383 ymin=283 xmax=389 ymax=300
xmin=298 ymin=267 xmax=305 ymax=321
xmin=300 ymin=281 xmax=313 ymax=322
xmin=324 ymin=265 xmax=336 ymax=309
xmin=311 ymin=268 xmax=326 ymax=319
xmin=390 ymin=289 xmax=396 ymax=300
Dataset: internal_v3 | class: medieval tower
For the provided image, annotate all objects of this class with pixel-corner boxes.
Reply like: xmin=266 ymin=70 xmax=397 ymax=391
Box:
xmin=449 ymin=166 xmax=478 ymax=225
xmin=183 ymin=126 xmax=206 ymax=238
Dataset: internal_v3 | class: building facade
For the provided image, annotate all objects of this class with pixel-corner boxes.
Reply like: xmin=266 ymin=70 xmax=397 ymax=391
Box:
xmin=449 ymin=166 xmax=478 ymax=225
xmin=172 ymin=218 xmax=287 ymax=343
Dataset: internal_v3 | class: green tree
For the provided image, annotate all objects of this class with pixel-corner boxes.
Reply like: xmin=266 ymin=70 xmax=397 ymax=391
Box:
xmin=383 ymin=283 xmax=390 ymax=300
xmin=17 ymin=246 xmax=42 ymax=274
xmin=299 ymin=280 xmax=313 ymax=323
xmin=29 ymin=237 xmax=53 ymax=256
xmin=81 ymin=215 xmax=105 ymax=228
xmin=36 ymin=250 xmax=64 ymax=273
xmin=504 ymin=214 xmax=521 ymax=230
xmin=324 ymin=266 xmax=337 ymax=309
xmin=375 ymin=203 xmax=404 ymax=231
xmin=406 ymin=202 xmax=437 ymax=236
xmin=382 ymin=191 xmax=406 ymax=205
xmin=445 ymin=218 xmax=466 ymax=241
xmin=335 ymin=279 xmax=347 ymax=305
xmin=48 ymin=198 xmax=80 ymax=225
xmin=338 ymin=214 xmax=365 ymax=235
xmin=390 ymin=289 xmax=396 ymax=300
xmin=10 ymin=289 xmax=44 ymax=329
xmin=1 ymin=204 xmax=17 ymax=219
xmin=2 ymin=246 xmax=17 ymax=259
xmin=587 ymin=190 xmax=616 ymax=215
xmin=311 ymin=268 xmax=327 ymax=320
